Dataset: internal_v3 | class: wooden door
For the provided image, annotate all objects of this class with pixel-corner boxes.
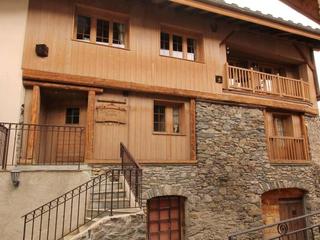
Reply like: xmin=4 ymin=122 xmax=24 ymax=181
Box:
xmin=279 ymin=198 xmax=306 ymax=240
xmin=0 ymin=125 xmax=8 ymax=168
xmin=148 ymin=196 xmax=185 ymax=240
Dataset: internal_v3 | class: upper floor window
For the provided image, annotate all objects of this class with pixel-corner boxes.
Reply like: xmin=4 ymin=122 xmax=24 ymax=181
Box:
xmin=75 ymin=7 xmax=128 ymax=49
xmin=265 ymin=111 xmax=309 ymax=163
xmin=66 ymin=108 xmax=80 ymax=124
xmin=160 ymin=28 xmax=202 ymax=62
xmin=153 ymin=101 xmax=184 ymax=134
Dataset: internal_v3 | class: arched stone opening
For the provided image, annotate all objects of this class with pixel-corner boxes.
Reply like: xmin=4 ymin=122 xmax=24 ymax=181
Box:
xmin=261 ymin=188 xmax=307 ymax=239
xmin=147 ymin=195 xmax=186 ymax=240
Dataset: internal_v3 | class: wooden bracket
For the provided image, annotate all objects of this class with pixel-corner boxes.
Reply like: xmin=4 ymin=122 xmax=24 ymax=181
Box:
xmin=220 ymin=30 xmax=236 ymax=47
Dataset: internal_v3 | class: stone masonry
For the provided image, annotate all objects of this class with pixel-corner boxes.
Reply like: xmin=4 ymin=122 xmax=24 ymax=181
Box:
xmin=142 ymin=101 xmax=320 ymax=240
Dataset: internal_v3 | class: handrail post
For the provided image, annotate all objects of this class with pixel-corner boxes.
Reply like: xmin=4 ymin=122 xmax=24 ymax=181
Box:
xmin=277 ymin=73 xmax=282 ymax=97
xmin=300 ymin=78 xmax=305 ymax=100
xmin=250 ymin=68 xmax=255 ymax=93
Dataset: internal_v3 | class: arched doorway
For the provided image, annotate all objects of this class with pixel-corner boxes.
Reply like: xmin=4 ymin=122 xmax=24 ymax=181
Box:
xmin=262 ymin=188 xmax=307 ymax=239
xmin=147 ymin=196 xmax=186 ymax=240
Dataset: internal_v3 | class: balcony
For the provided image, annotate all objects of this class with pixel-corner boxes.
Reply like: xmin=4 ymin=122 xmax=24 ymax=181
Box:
xmin=268 ymin=136 xmax=309 ymax=163
xmin=0 ymin=123 xmax=85 ymax=169
xmin=225 ymin=64 xmax=311 ymax=102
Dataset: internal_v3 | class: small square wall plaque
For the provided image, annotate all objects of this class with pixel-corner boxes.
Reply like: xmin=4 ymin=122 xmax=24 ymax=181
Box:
xmin=215 ymin=75 xmax=223 ymax=84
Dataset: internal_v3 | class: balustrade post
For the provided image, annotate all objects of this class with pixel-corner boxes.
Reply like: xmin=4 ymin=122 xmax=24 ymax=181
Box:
xmin=250 ymin=68 xmax=255 ymax=92
xmin=277 ymin=74 xmax=282 ymax=97
xmin=300 ymin=79 xmax=305 ymax=100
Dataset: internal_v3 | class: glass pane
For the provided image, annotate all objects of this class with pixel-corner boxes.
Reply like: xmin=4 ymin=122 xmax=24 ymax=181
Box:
xmin=160 ymin=32 xmax=170 ymax=50
xmin=66 ymin=108 xmax=80 ymax=124
xmin=187 ymin=38 xmax=196 ymax=61
xmin=172 ymin=35 xmax=182 ymax=52
xmin=96 ymin=19 xmax=109 ymax=43
xmin=76 ymin=15 xmax=91 ymax=41
xmin=113 ymin=22 xmax=125 ymax=47
xmin=154 ymin=105 xmax=166 ymax=132
xmin=173 ymin=106 xmax=180 ymax=133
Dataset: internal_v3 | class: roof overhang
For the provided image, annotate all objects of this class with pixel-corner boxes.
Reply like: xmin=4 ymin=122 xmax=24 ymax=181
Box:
xmin=280 ymin=0 xmax=320 ymax=25
xmin=168 ymin=0 xmax=320 ymax=42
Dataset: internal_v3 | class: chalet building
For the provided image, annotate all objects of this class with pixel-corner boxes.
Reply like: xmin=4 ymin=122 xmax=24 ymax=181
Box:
xmin=1 ymin=0 xmax=320 ymax=239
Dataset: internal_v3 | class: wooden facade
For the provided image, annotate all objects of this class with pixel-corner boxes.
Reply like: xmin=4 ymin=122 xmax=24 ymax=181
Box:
xmin=20 ymin=0 xmax=320 ymax=164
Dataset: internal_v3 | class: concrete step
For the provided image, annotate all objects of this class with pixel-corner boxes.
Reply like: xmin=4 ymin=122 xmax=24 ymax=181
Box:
xmin=91 ymin=198 xmax=130 ymax=209
xmin=92 ymin=181 xmax=124 ymax=190
xmin=90 ymin=189 xmax=126 ymax=199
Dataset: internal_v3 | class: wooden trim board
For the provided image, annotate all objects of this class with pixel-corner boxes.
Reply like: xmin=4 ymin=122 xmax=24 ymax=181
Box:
xmin=23 ymin=69 xmax=319 ymax=115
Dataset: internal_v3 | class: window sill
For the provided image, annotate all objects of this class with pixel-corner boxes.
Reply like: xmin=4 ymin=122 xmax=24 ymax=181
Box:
xmin=72 ymin=39 xmax=130 ymax=51
xmin=159 ymin=54 xmax=204 ymax=64
xmin=269 ymin=160 xmax=311 ymax=166
xmin=153 ymin=131 xmax=186 ymax=136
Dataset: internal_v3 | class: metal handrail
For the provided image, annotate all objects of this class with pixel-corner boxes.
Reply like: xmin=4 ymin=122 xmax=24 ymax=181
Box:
xmin=228 ymin=210 xmax=320 ymax=240
xmin=0 ymin=122 xmax=85 ymax=169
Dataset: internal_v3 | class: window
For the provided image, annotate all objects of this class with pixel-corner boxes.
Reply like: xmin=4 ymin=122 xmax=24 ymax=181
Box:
xmin=160 ymin=29 xmax=202 ymax=61
xmin=153 ymin=101 xmax=184 ymax=134
xmin=265 ymin=112 xmax=309 ymax=162
xmin=160 ymin=32 xmax=170 ymax=56
xmin=147 ymin=196 xmax=185 ymax=240
xmin=187 ymin=38 xmax=196 ymax=61
xmin=96 ymin=19 xmax=109 ymax=43
xmin=154 ymin=105 xmax=166 ymax=132
xmin=273 ymin=114 xmax=293 ymax=137
xmin=75 ymin=8 xmax=128 ymax=48
xmin=172 ymin=35 xmax=183 ymax=59
xmin=113 ymin=22 xmax=125 ymax=48
xmin=76 ymin=16 xmax=91 ymax=41
xmin=66 ymin=108 xmax=80 ymax=124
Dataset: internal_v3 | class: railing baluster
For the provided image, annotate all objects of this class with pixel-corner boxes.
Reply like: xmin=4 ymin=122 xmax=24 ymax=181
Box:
xmin=46 ymin=202 xmax=51 ymax=240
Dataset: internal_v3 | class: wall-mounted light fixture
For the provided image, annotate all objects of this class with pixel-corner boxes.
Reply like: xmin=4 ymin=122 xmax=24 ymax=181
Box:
xmin=35 ymin=44 xmax=49 ymax=58
xmin=11 ymin=169 xmax=21 ymax=187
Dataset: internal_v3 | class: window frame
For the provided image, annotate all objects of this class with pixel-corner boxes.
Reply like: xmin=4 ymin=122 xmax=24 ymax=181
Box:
xmin=73 ymin=6 xmax=129 ymax=49
xmin=159 ymin=26 xmax=203 ymax=62
xmin=264 ymin=111 xmax=310 ymax=164
xmin=153 ymin=100 xmax=186 ymax=136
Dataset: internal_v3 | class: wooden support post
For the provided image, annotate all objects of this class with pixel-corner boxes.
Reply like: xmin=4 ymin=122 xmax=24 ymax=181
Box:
xmin=190 ymin=99 xmax=196 ymax=162
xmin=85 ymin=90 xmax=96 ymax=162
xmin=225 ymin=62 xmax=230 ymax=89
xmin=27 ymin=85 xmax=40 ymax=162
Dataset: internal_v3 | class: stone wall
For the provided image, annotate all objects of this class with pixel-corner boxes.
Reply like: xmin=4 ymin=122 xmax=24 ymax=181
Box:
xmin=141 ymin=101 xmax=320 ymax=240
xmin=72 ymin=212 xmax=146 ymax=240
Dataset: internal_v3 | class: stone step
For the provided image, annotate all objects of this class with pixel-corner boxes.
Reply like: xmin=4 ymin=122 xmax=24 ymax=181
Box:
xmin=85 ymin=208 xmax=142 ymax=221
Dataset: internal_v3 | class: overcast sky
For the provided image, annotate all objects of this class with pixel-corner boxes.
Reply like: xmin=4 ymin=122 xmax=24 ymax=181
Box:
xmin=225 ymin=0 xmax=320 ymax=101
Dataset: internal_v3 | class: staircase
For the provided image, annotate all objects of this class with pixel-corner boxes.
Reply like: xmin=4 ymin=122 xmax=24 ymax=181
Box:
xmin=22 ymin=143 xmax=142 ymax=240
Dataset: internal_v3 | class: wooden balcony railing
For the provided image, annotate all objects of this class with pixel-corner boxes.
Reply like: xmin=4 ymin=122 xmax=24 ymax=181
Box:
xmin=226 ymin=64 xmax=311 ymax=102
xmin=268 ymin=136 xmax=309 ymax=163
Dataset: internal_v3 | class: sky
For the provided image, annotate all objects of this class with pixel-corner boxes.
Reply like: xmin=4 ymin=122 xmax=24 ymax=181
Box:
xmin=224 ymin=0 xmax=320 ymax=104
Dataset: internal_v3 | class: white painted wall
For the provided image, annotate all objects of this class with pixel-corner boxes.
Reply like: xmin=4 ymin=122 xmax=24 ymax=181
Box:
xmin=0 ymin=0 xmax=29 ymax=122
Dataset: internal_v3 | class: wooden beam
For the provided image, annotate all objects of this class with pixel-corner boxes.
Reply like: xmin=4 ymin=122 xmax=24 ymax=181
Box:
xmin=23 ymin=69 xmax=319 ymax=115
xmin=190 ymin=99 xmax=196 ymax=162
xmin=169 ymin=0 xmax=320 ymax=41
xmin=220 ymin=30 xmax=236 ymax=46
xmin=85 ymin=90 xmax=96 ymax=162
xmin=27 ymin=85 xmax=40 ymax=161
xmin=23 ymin=80 xmax=104 ymax=93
